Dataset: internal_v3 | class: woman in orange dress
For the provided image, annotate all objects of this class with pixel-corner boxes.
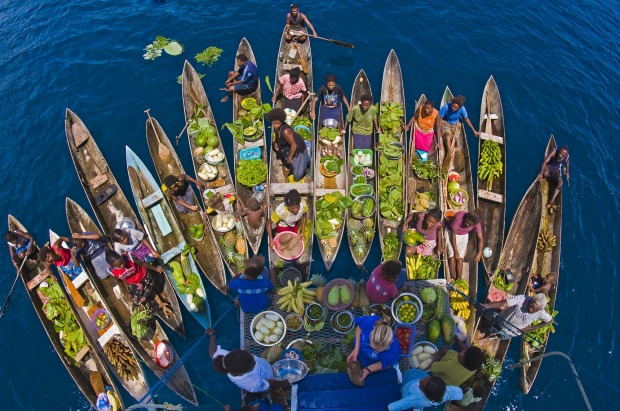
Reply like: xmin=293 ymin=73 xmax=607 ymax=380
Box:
xmin=405 ymin=99 xmax=442 ymax=161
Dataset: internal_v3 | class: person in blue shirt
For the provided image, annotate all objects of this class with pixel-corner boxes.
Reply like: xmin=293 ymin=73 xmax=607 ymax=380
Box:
xmin=226 ymin=255 xmax=275 ymax=313
xmin=346 ymin=315 xmax=400 ymax=386
xmin=221 ymin=53 xmax=259 ymax=102
xmin=387 ymin=369 xmax=463 ymax=411
xmin=439 ymin=94 xmax=479 ymax=154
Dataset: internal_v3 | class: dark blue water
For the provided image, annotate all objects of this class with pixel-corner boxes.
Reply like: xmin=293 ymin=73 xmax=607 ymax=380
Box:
xmin=0 ymin=1 xmax=618 ymax=409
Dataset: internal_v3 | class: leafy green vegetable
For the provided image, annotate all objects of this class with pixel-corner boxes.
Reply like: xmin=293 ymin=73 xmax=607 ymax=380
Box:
xmin=378 ymin=102 xmax=404 ymax=133
xmin=411 ymin=159 xmax=446 ymax=182
xmin=195 ymin=46 xmax=223 ymax=67
xmin=315 ymin=192 xmax=352 ymax=240
xmin=144 ymin=36 xmax=170 ymax=60
xmin=40 ymin=279 xmax=87 ymax=363
xmin=378 ymin=155 xmax=404 ymax=221
xmin=481 ymin=354 xmax=502 ymax=382
xmin=409 ymin=256 xmax=441 ymax=279
xmin=523 ymin=307 xmax=558 ymax=349
xmin=163 ymin=41 xmax=184 ymax=56
xmin=320 ymin=156 xmax=344 ymax=174
xmin=236 ymin=159 xmax=268 ymax=186
xmin=493 ymin=275 xmax=514 ymax=292
xmin=383 ymin=232 xmax=400 ymax=260
xmin=131 ymin=305 xmax=154 ymax=339
xmin=319 ymin=127 xmax=341 ymax=141
xmin=292 ymin=116 xmax=312 ymax=129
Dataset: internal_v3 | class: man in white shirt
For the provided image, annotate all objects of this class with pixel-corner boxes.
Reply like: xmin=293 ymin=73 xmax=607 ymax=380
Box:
xmin=481 ymin=293 xmax=552 ymax=339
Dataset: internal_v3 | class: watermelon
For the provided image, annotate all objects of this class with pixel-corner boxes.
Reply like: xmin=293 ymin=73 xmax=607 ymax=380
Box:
xmin=447 ymin=181 xmax=460 ymax=192
xmin=427 ymin=320 xmax=440 ymax=342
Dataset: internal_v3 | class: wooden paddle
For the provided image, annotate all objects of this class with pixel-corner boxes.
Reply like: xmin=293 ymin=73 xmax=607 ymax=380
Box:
xmin=0 ymin=256 xmax=30 ymax=320
xmin=315 ymin=36 xmax=355 ymax=49
xmin=294 ymin=43 xmax=309 ymax=74
xmin=144 ymin=109 xmax=171 ymax=163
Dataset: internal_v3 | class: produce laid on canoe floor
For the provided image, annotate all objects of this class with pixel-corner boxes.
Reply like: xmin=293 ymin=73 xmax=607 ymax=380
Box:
xmin=12 ymin=22 xmax=571 ymax=409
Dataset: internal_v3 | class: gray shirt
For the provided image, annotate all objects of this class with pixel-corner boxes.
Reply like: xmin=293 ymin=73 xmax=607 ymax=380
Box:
xmin=499 ymin=295 xmax=552 ymax=337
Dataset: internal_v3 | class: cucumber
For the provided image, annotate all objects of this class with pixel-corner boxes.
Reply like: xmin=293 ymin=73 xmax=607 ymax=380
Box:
xmin=362 ymin=198 xmax=374 ymax=216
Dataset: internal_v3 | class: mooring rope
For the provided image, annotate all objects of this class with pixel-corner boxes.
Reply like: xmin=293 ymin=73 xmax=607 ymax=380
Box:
xmin=134 ymin=303 xmax=236 ymax=405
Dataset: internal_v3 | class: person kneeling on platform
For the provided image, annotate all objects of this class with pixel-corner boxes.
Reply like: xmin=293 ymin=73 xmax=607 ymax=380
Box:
xmin=481 ymin=293 xmax=552 ymax=340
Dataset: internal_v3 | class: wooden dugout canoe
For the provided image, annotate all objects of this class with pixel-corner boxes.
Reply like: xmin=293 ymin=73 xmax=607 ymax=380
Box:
xmin=404 ymin=94 xmax=444 ymax=280
xmin=441 ymin=86 xmax=478 ymax=343
xmin=268 ymin=28 xmax=315 ymax=278
xmin=519 ymin=135 xmax=562 ymax=394
xmin=314 ymin=102 xmax=346 ymax=270
xmin=8 ymin=215 xmax=124 ymax=410
xmin=231 ymin=37 xmax=268 ymax=255
xmin=476 ymin=75 xmax=507 ymax=282
xmin=377 ymin=49 xmax=406 ymax=262
xmin=65 ymin=198 xmax=198 ymax=405
xmin=125 ymin=146 xmax=211 ymax=330
xmin=346 ymin=69 xmax=376 ymax=267
xmin=65 ymin=109 xmax=185 ymax=338
xmin=445 ymin=178 xmax=543 ymax=411
xmin=145 ymin=115 xmax=226 ymax=292
xmin=181 ymin=60 xmax=249 ymax=277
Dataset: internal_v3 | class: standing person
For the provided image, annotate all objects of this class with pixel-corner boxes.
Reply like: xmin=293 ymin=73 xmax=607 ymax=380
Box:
xmin=403 ymin=208 xmax=444 ymax=257
xmin=342 ymin=93 xmax=382 ymax=149
xmin=111 ymin=226 xmax=159 ymax=263
xmin=284 ymin=4 xmax=317 ymax=43
xmin=266 ymin=189 xmax=308 ymax=250
xmin=221 ymin=54 xmax=259 ymax=103
xmin=162 ymin=174 xmax=202 ymax=213
xmin=346 ymin=315 xmax=401 ymax=386
xmin=430 ymin=337 xmax=485 ymax=386
xmin=537 ymin=145 xmax=570 ymax=208
xmin=207 ymin=328 xmax=290 ymax=393
xmin=71 ymin=232 xmax=110 ymax=279
xmin=266 ymin=108 xmax=309 ymax=181
xmin=387 ymin=370 xmax=463 ymax=411
xmin=365 ymin=260 xmax=406 ymax=304
xmin=6 ymin=229 xmax=37 ymax=272
xmin=272 ymin=67 xmax=308 ymax=112
xmin=310 ymin=74 xmax=351 ymax=123
xmin=404 ymin=99 xmax=442 ymax=161
xmin=226 ymin=255 xmax=275 ymax=313
xmin=439 ymin=95 xmax=480 ymax=155
xmin=38 ymin=236 xmax=82 ymax=280
xmin=444 ymin=211 xmax=484 ymax=280
xmin=481 ymin=293 xmax=552 ymax=339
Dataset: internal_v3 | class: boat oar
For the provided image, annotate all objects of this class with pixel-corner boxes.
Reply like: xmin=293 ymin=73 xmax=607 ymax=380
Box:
xmin=0 ymin=256 xmax=30 ymax=320
xmin=294 ymin=43 xmax=309 ymax=74
xmin=315 ymin=36 xmax=355 ymax=49
xmin=175 ymin=119 xmax=191 ymax=146
xmin=144 ymin=109 xmax=171 ymax=163
xmin=296 ymin=92 xmax=315 ymax=116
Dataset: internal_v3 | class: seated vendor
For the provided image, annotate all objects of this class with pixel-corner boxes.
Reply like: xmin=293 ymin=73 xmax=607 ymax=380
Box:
xmin=403 ymin=208 xmax=444 ymax=257
xmin=111 ymin=226 xmax=160 ymax=263
xmin=266 ymin=108 xmax=309 ymax=181
xmin=272 ymin=67 xmax=308 ymax=112
xmin=6 ymin=229 xmax=37 ymax=271
xmin=221 ymin=53 xmax=259 ymax=103
xmin=310 ymin=74 xmax=350 ymax=123
xmin=266 ymin=189 xmax=308 ymax=250
xmin=71 ymin=232 xmax=110 ymax=279
xmin=404 ymin=99 xmax=442 ymax=161
xmin=481 ymin=293 xmax=552 ymax=340
xmin=284 ymin=4 xmax=317 ymax=43
xmin=430 ymin=337 xmax=485 ymax=386
xmin=346 ymin=315 xmax=400 ymax=387
xmin=366 ymin=260 xmax=406 ymax=304
xmin=162 ymin=174 xmax=202 ymax=214
xmin=341 ymin=93 xmax=381 ymax=150
xmin=387 ymin=370 xmax=463 ymax=411
xmin=39 ymin=236 xmax=82 ymax=280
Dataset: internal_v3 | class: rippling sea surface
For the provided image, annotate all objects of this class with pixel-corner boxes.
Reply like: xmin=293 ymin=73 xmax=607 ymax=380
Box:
xmin=0 ymin=0 xmax=618 ymax=409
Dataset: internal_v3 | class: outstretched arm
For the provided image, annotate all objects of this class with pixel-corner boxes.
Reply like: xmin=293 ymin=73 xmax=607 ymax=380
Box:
xmin=303 ymin=15 xmax=317 ymax=37
xmin=464 ymin=117 xmax=480 ymax=136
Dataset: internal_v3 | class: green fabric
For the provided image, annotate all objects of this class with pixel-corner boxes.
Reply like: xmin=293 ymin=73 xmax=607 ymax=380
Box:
xmin=430 ymin=350 xmax=475 ymax=387
xmin=346 ymin=104 xmax=377 ymax=136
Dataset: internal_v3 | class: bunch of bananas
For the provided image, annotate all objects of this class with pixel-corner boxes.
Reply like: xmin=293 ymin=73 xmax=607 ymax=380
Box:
xmin=537 ymin=227 xmax=557 ymax=252
xmin=478 ymin=140 xmax=503 ymax=190
xmin=277 ymin=279 xmax=316 ymax=314
xmin=450 ymin=279 xmax=471 ymax=319
xmin=104 ymin=338 xmax=139 ymax=381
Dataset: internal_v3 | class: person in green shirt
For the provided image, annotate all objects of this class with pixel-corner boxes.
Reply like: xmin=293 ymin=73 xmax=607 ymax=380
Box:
xmin=430 ymin=338 xmax=485 ymax=387
xmin=341 ymin=93 xmax=382 ymax=149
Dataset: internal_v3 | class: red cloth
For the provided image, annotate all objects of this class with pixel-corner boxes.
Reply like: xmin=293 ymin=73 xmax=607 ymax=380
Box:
xmin=51 ymin=245 xmax=72 ymax=267
xmin=414 ymin=128 xmax=434 ymax=152
xmin=109 ymin=257 xmax=146 ymax=284
xmin=276 ymin=224 xmax=299 ymax=234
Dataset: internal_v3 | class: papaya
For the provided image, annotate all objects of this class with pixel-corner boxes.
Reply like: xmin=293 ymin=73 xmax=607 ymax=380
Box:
xmin=441 ymin=316 xmax=455 ymax=342
xmin=327 ymin=286 xmax=340 ymax=306
xmin=340 ymin=285 xmax=352 ymax=304
xmin=427 ymin=319 xmax=440 ymax=342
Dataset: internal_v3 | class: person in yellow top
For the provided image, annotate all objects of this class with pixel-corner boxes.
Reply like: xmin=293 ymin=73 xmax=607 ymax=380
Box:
xmin=266 ymin=189 xmax=308 ymax=250
xmin=430 ymin=337 xmax=485 ymax=387
xmin=405 ymin=99 xmax=442 ymax=162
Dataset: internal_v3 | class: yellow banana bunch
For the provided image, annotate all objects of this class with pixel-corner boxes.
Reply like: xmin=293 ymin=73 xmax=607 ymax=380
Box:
xmin=457 ymin=308 xmax=471 ymax=320
xmin=277 ymin=279 xmax=316 ymax=314
xmin=537 ymin=227 xmax=557 ymax=252
xmin=451 ymin=300 xmax=469 ymax=311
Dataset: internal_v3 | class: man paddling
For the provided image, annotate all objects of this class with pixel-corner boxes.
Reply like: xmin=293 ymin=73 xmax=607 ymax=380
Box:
xmin=284 ymin=4 xmax=317 ymax=43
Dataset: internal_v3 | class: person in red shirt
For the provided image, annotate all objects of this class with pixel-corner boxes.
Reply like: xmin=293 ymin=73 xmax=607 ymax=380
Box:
xmin=39 ymin=236 xmax=83 ymax=280
xmin=105 ymin=249 xmax=166 ymax=306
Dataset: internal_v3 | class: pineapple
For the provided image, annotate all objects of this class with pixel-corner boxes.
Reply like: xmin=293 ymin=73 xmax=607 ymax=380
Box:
xmin=350 ymin=277 xmax=360 ymax=308
xmin=235 ymin=221 xmax=246 ymax=254
xmin=349 ymin=219 xmax=362 ymax=231
xmin=224 ymin=231 xmax=237 ymax=248
xmin=353 ymin=243 xmax=367 ymax=258
xmin=327 ymin=237 xmax=337 ymax=248
xmin=362 ymin=218 xmax=373 ymax=229
xmin=266 ymin=344 xmax=283 ymax=363
xmin=310 ymin=273 xmax=327 ymax=301
xmin=357 ymin=280 xmax=370 ymax=311
xmin=363 ymin=226 xmax=374 ymax=242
